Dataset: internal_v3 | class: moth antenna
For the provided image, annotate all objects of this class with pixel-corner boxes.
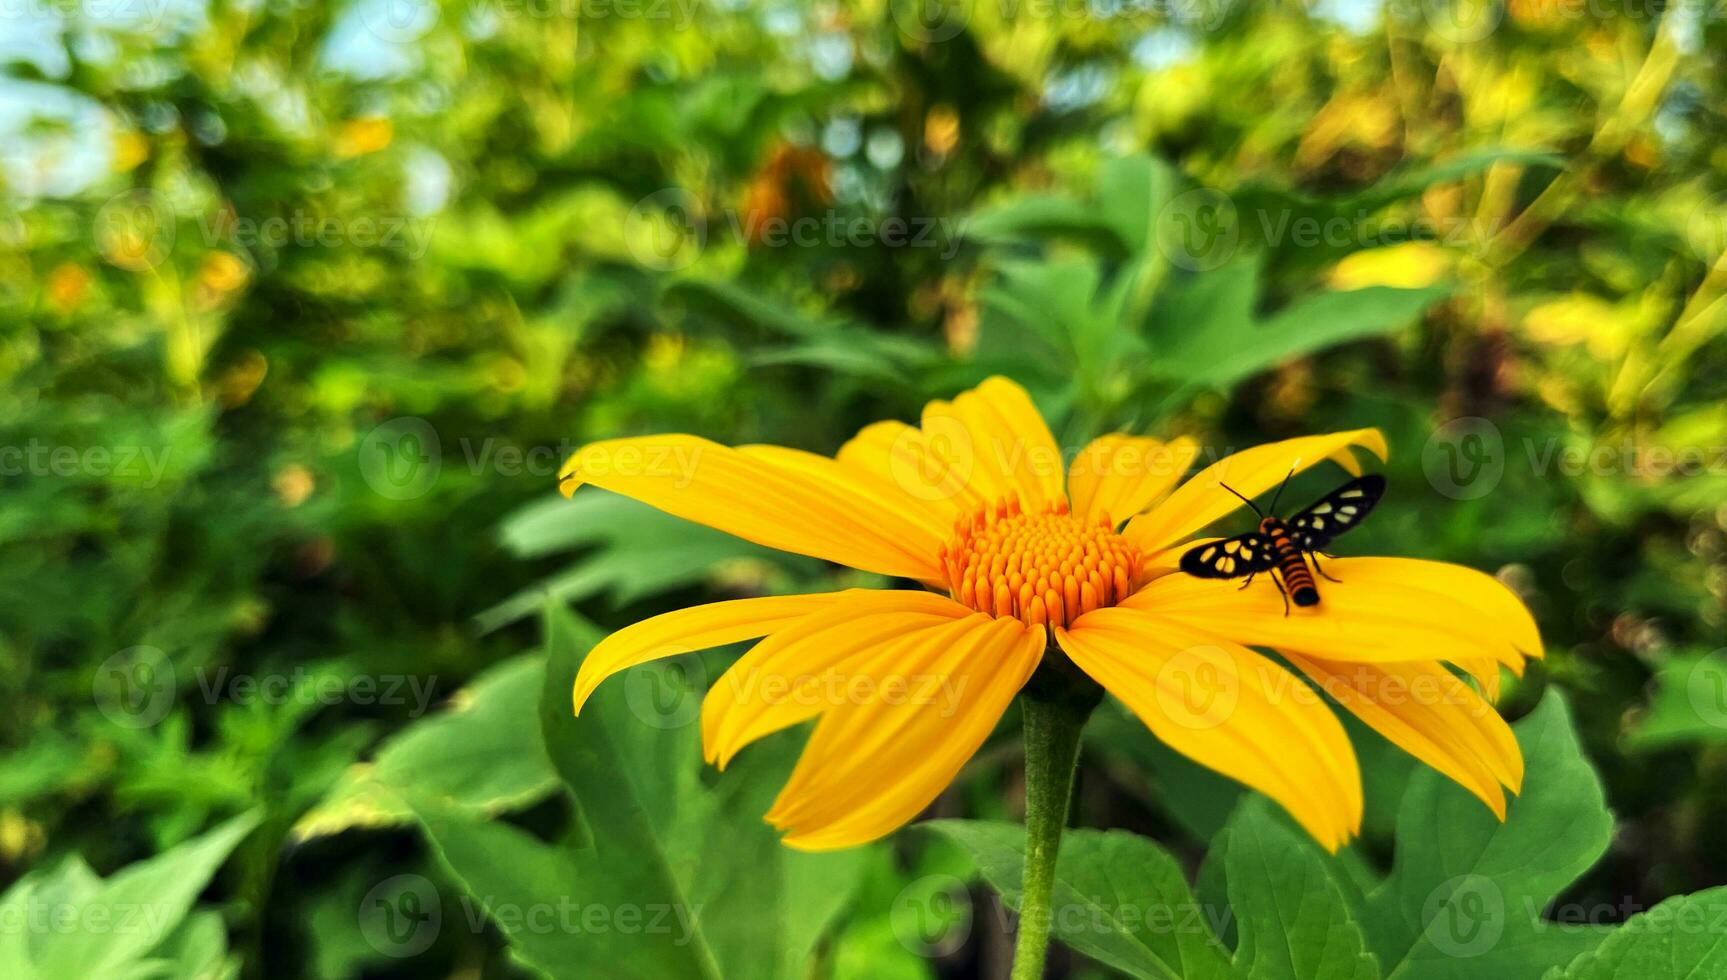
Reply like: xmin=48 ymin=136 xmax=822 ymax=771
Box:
xmin=1218 ymin=481 xmax=1264 ymax=519
xmin=1267 ymin=461 xmax=1299 ymax=514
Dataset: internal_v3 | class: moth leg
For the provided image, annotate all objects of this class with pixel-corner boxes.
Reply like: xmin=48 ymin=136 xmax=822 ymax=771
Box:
xmin=1237 ymin=572 xmax=1257 ymax=591
xmin=1311 ymin=552 xmax=1342 ymax=584
xmin=1269 ymin=568 xmax=1291 ymax=617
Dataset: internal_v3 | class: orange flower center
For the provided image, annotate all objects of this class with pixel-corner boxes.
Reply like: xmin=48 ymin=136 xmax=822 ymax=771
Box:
xmin=940 ymin=499 xmax=1142 ymax=629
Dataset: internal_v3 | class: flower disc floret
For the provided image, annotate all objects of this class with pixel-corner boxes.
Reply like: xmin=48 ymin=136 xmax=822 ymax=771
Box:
xmin=941 ymin=498 xmax=1141 ymax=628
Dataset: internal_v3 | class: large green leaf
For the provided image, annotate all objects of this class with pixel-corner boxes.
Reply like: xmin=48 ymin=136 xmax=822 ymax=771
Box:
xmin=478 ymin=491 xmax=812 ymax=633
xmin=1083 ymin=701 xmax=1244 ymax=842
xmin=0 ymin=811 xmax=260 ymax=980
xmin=1546 ymin=887 xmax=1727 ymax=980
xmin=664 ymin=279 xmax=942 ymax=385
xmin=924 ymin=820 xmax=1236 ymax=980
xmin=1231 ymin=148 xmax=1565 ymax=268
xmin=296 ymin=653 xmax=558 ymax=838
xmin=977 ymin=258 xmax=1147 ymax=383
xmin=1627 ymin=653 xmax=1727 ymax=750
xmin=1207 ymin=797 xmax=1380 ymax=980
xmin=1363 ymin=695 xmax=1614 ymax=980
xmin=412 ymin=603 xmax=864 ymax=979
xmin=965 ymin=154 xmax=1176 ymax=258
xmin=1144 ymin=258 xmax=1446 ymax=389
xmin=146 ymin=911 xmax=237 ymax=980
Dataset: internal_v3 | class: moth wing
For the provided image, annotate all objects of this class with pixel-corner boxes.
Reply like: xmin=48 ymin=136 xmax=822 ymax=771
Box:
xmin=1180 ymin=533 xmax=1275 ymax=579
xmin=1289 ymin=474 xmax=1386 ymax=550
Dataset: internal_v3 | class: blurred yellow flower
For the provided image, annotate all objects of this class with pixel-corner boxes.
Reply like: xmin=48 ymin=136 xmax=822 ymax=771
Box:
xmin=1328 ymin=243 xmax=1455 ymax=291
xmin=45 ymin=262 xmax=92 ymax=314
xmin=1523 ymin=294 xmax=1631 ymax=359
xmin=924 ymin=105 xmax=960 ymax=158
xmin=558 ymin=378 xmax=1540 ymax=851
xmin=273 ymin=464 xmax=315 ymax=507
xmin=111 ymin=131 xmax=150 ymax=172
xmin=200 ymin=250 xmax=249 ymax=292
xmin=194 ymin=251 xmax=251 ymax=311
xmin=334 ymin=117 xmax=394 ymax=159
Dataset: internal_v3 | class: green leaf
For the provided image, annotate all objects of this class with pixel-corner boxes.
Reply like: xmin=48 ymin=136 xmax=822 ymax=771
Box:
xmin=664 ymin=278 xmax=846 ymax=338
xmin=1627 ymin=653 xmax=1727 ymax=750
xmin=479 ymin=491 xmax=809 ymax=633
xmin=1342 ymin=149 xmax=1566 ymax=212
xmin=24 ymin=811 xmax=260 ymax=980
xmin=145 ymin=911 xmax=236 ymax=980
xmin=1144 ymin=258 xmax=1445 ymax=389
xmin=924 ymin=820 xmax=1236 ymax=980
xmin=1096 ymin=154 xmax=1179 ymax=257
xmin=1231 ymin=148 xmax=1564 ymax=268
xmin=1208 ymin=797 xmax=1379 ymax=980
xmin=1363 ymin=695 xmax=1614 ymax=980
xmin=748 ymin=332 xmax=942 ymax=385
xmin=413 ymin=602 xmax=864 ymax=980
xmin=1083 ymin=701 xmax=1244 ymax=842
xmin=1546 ymin=887 xmax=1727 ymax=980
xmin=965 ymin=153 xmax=1175 ymax=258
xmin=664 ymin=278 xmax=940 ymax=384
xmin=296 ymin=653 xmax=558 ymax=838
xmin=979 ymin=259 xmax=1145 ymax=376
xmin=965 ymin=194 xmax=1128 ymax=253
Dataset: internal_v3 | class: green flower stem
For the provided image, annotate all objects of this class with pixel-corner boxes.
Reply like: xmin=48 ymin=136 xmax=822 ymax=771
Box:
xmin=1011 ymin=661 xmax=1101 ymax=980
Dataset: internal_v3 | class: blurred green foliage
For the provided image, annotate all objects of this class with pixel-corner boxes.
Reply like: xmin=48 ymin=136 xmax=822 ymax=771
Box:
xmin=4 ymin=0 xmax=1727 ymax=976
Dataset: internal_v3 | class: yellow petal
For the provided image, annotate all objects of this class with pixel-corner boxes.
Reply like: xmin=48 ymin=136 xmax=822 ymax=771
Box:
xmin=768 ymin=616 xmax=1042 ymax=850
xmin=1124 ymin=557 xmax=1531 ymax=674
xmin=1136 ymin=535 xmax=1217 ymax=587
xmin=559 ymin=435 xmax=942 ymax=580
xmin=1122 ymin=429 xmax=1387 ymax=554
xmin=1056 ymin=609 xmax=1362 ymax=851
xmin=572 ymin=591 xmax=847 ymax=713
xmin=919 ymin=376 xmax=1066 ymax=509
xmin=700 ymin=591 xmax=975 ymax=767
xmin=1282 ymin=653 xmax=1521 ymax=818
xmin=1343 ymin=557 xmax=1543 ymax=660
xmin=1067 ymin=435 xmax=1199 ymax=525
xmin=1452 ymin=657 xmax=1505 ymax=701
xmin=741 ymin=443 xmax=958 ymax=542
xmin=838 ymin=420 xmax=990 ymax=512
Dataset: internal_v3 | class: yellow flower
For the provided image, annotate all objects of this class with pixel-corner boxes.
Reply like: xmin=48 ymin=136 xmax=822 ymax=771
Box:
xmin=558 ymin=377 xmax=1540 ymax=852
